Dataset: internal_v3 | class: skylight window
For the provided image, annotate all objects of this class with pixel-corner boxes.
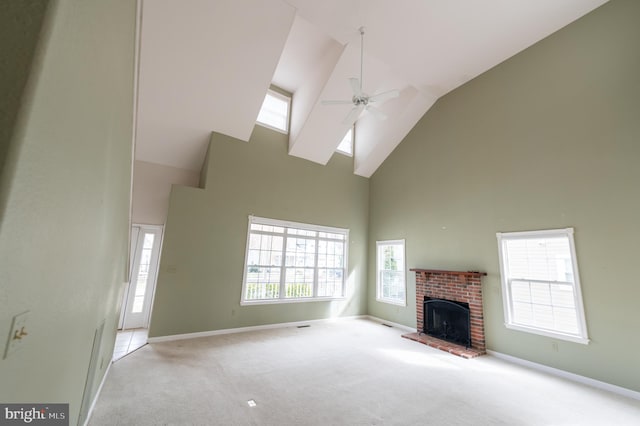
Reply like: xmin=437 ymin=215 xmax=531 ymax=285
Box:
xmin=256 ymin=89 xmax=290 ymax=134
xmin=336 ymin=128 xmax=353 ymax=156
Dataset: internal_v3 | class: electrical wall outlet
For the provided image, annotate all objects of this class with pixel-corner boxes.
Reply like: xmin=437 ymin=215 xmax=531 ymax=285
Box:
xmin=4 ymin=311 xmax=30 ymax=359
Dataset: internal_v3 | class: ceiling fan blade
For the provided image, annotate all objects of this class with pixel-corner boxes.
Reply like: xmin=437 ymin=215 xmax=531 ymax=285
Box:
xmin=321 ymin=99 xmax=353 ymax=105
xmin=342 ymin=104 xmax=365 ymax=126
xmin=349 ymin=77 xmax=362 ymax=96
xmin=368 ymin=89 xmax=400 ymax=103
xmin=366 ymin=105 xmax=388 ymax=121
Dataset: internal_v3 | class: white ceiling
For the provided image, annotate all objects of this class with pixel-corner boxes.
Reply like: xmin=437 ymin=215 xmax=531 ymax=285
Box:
xmin=135 ymin=0 xmax=608 ymax=177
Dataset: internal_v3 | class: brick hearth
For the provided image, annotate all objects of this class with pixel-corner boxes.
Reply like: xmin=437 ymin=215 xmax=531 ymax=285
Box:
xmin=401 ymin=332 xmax=484 ymax=359
xmin=406 ymin=269 xmax=487 ymax=357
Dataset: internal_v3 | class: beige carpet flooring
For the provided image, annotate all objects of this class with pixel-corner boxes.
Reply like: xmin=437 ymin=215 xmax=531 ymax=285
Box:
xmin=89 ymin=319 xmax=640 ymax=425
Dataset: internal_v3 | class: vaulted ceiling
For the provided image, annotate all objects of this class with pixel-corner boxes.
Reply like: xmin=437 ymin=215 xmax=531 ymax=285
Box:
xmin=134 ymin=0 xmax=608 ymax=178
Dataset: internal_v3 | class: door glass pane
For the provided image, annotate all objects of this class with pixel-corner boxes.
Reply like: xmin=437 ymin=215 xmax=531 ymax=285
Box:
xmin=142 ymin=233 xmax=155 ymax=249
xmin=132 ymin=233 xmax=155 ymax=313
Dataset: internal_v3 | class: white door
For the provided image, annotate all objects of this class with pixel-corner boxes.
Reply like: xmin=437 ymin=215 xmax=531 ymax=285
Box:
xmin=120 ymin=225 xmax=163 ymax=330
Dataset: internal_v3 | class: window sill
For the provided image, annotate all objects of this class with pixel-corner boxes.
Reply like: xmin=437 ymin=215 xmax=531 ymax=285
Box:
xmin=335 ymin=149 xmax=353 ymax=157
xmin=241 ymin=296 xmax=345 ymax=306
xmin=376 ymin=297 xmax=407 ymax=307
xmin=505 ymin=323 xmax=590 ymax=345
xmin=255 ymin=122 xmax=288 ymax=135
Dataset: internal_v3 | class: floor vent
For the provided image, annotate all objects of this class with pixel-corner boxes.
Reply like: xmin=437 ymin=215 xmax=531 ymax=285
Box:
xmin=297 ymin=325 xmax=311 ymax=328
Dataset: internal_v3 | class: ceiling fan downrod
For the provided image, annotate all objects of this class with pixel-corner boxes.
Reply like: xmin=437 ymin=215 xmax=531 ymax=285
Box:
xmin=359 ymin=26 xmax=364 ymax=94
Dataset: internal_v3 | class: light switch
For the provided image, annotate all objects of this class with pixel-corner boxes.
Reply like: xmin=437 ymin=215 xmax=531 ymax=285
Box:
xmin=4 ymin=311 xmax=30 ymax=359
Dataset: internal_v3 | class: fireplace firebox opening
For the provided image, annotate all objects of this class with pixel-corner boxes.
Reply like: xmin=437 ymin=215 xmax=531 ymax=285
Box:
xmin=424 ymin=297 xmax=471 ymax=348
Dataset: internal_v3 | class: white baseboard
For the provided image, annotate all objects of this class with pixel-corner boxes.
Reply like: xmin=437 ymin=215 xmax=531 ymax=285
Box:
xmin=147 ymin=315 xmax=369 ymax=343
xmin=365 ymin=315 xmax=416 ymax=333
xmin=83 ymin=360 xmax=112 ymax=426
xmin=487 ymin=350 xmax=640 ymax=401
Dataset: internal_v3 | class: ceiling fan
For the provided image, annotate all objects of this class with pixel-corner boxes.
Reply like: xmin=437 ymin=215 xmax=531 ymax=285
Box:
xmin=322 ymin=27 xmax=400 ymax=127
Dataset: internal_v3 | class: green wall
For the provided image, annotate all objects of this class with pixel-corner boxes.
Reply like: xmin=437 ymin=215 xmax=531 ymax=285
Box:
xmin=0 ymin=0 xmax=50 ymax=178
xmin=0 ymin=1 xmax=136 ymax=424
xmin=149 ymin=126 xmax=369 ymax=337
xmin=368 ymin=0 xmax=640 ymax=392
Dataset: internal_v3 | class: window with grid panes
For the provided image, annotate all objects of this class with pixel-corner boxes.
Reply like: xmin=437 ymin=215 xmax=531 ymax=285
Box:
xmin=256 ymin=89 xmax=290 ymax=133
xmin=241 ymin=216 xmax=348 ymax=304
xmin=376 ymin=240 xmax=406 ymax=305
xmin=496 ymin=228 xmax=589 ymax=344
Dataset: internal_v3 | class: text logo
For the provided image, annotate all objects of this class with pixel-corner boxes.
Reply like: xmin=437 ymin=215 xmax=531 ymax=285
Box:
xmin=0 ymin=404 xmax=68 ymax=426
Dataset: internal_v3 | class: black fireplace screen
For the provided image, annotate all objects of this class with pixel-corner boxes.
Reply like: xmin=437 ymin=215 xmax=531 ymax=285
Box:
xmin=424 ymin=298 xmax=471 ymax=348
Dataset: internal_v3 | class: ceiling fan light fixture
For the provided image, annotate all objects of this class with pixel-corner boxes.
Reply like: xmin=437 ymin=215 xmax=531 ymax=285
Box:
xmin=322 ymin=27 xmax=399 ymax=125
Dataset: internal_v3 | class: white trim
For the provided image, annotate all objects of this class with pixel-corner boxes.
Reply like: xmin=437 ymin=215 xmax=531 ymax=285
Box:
xmin=487 ymin=350 xmax=640 ymax=401
xmin=256 ymin=89 xmax=291 ymax=134
xmin=143 ymin=224 xmax=164 ymax=330
xmin=365 ymin=315 xmax=416 ymax=333
xmin=249 ymin=215 xmax=349 ymax=235
xmin=122 ymin=224 xmax=164 ymax=329
xmin=240 ymin=215 xmax=253 ymax=306
xmin=504 ymin=322 xmax=590 ymax=344
xmin=256 ymin=122 xmax=289 ymax=135
xmin=83 ymin=361 xmax=113 ymax=426
xmin=376 ymin=298 xmax=407 ymax=307
xmin=147 ymin=315 xmax=368 ymax=343
xmin=496 ymin=227 xmax=574 ymax=240
xmin=336 ymin=127 xmax=354 ymax=156
xmin=375 ymin=239 xmax=407 ymax=306
xmin=496 ymin=227 xmax=589 ymax=344
xmin=240 ymin=296 xmax=345 ymax=306
xmin=126 ymin=0 xmax=144 ymax=283
xmin=241 ymin=215 xmax=349 ymax=304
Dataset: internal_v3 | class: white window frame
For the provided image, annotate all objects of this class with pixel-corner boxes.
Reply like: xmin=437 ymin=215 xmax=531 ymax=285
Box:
xmin=336 ymin=127 xmax=353 ymax=156
xmin=256 ymin=89 xmax=290 ymax=134
xmin=496 ymin=228 xmax=589 ymax=344
xmin=241 ymin=216 xmax=349 ymax=305
xmin=376 ymin=239 xmax=406 ymax=306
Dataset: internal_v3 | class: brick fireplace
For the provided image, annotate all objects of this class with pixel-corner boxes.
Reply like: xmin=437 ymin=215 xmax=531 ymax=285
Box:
xmin=403 ymin=269 xmax=487 ymax=358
